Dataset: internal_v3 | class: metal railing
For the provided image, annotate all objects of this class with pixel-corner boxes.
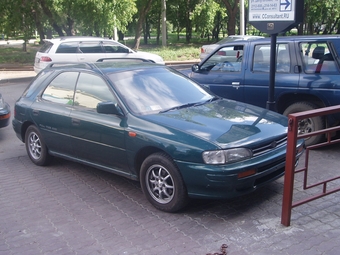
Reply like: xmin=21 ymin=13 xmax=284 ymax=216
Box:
xmin=281 ymin=105 xmax=340 ymax=226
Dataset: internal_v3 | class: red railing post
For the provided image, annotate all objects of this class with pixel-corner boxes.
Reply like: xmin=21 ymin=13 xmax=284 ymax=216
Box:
xmin=281 ymin=116 xmax=298 ymax=226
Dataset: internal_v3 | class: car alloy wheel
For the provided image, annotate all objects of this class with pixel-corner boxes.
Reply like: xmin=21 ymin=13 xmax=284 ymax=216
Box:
xmin=25 ymin=125 xmax=51 ymax=166
xmin=140 ymin=152 xmax=188 ymax=212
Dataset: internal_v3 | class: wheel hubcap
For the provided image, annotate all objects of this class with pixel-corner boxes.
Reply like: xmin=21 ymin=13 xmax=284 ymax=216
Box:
xmin=146 ymin=165 xmax=174 ymax=204
xmin=298 ymin=118 xmax=314 ymax=140
xmin=28 ymin=132 xmax=42 ymax=160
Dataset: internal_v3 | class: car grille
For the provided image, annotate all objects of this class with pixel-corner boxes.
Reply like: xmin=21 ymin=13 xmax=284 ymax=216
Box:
xmin=252 ymin=135 xmax=287 ymax=156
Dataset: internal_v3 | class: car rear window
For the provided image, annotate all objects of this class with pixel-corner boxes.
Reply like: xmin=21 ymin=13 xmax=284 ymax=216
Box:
xmin=38 ymin=41 xmax=53 ymax=53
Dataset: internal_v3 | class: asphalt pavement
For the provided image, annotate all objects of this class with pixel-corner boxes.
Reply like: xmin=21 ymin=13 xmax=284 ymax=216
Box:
xmin=1 ymin=68 xmax=340 ymax=254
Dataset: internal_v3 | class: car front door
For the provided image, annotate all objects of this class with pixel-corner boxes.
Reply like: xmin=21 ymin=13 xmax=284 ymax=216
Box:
xmin=69 ymin=72 xmax=130 ymax=174
xmin=190 ymin=44 xmax=245 ymax=102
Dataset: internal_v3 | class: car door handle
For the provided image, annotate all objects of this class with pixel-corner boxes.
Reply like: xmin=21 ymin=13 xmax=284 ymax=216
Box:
xmin=32 ymin=110 xmax=39 ymax=116
xmin=232 ymin=82 xmax=240 ymax=89
xmin=71 ymin=118 xmax=81 ymax=126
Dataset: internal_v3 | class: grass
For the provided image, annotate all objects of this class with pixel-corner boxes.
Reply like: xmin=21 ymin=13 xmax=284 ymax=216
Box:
xmin=0 ymin=44 xmax=40 ymax=65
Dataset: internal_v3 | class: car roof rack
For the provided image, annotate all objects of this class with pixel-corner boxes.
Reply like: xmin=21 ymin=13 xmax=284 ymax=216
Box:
xmin=45 ymin=62 xmax=94 ymax=70
xmin=96 ymin=58 xmax=153 ymax=63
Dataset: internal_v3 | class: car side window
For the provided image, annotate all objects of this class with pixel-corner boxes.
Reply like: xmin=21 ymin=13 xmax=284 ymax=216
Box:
xmin=300 ymin=42 xmax=338 ymax=74
xmin=74 ymin=73 xmax=117 ymax=110
xmin=56 ymin=42 xmax=79 ymax=53
xmin=79 ymin=42 xmax=103 ymax=53
xmin=201 ymin=45 xmax=243 ymax=72
xmin=41 ymin=72 xmax=78 ymax=104
xmin=253 ymin=43 xmax=290 ymax=73
xmin=102 ymin=42 xmax=130 ymax=53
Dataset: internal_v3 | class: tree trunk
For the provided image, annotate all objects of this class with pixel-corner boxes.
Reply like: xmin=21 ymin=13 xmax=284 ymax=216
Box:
xmin=38 ymin=0 xmax=64 ymax=36
xmin=133 ymin=0 xmax=153 ymax=49
xmin=221 ymin=0 xmax=239 ymax=35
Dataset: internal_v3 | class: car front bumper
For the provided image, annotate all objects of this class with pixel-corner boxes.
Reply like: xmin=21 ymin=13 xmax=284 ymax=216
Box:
xmin=175 ymin=141 xmax=304 ymax=200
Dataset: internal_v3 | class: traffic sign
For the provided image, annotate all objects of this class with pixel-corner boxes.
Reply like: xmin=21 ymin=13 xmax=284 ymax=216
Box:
xmin=249 ymin=0 xmax=294 ymax=22
xmin=248 ymin=0 xmax=303 ymax=34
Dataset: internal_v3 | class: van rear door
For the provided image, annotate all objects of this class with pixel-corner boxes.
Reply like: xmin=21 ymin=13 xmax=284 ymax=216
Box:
xmin=77 ymin=41 xmax=104 ymax=62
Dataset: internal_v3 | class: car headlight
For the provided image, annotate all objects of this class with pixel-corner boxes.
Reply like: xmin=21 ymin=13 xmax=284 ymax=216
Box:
xmin=202 ymin=148 xmax=253 ymax=164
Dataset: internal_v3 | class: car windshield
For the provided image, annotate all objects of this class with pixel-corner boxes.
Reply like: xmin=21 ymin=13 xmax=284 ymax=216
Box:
xmin=109 ymin=67 xmax=213 ymax=115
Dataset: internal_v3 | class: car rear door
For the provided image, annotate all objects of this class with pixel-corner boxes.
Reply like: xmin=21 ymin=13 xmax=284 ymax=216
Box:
xmin=243 ymin=41 xmax=300 ymax=109
xmin=297 ymin=40 xmax=340 ymax=107
xmin=69 ymin=72 xmax=130 ymax=174
xmin=77 ymin=41 xmax=105 ymax=62
xmin=31 ymin=71 xmax=78 ymax=155
xmin=190 ymin=43 xmax=246 ymax=102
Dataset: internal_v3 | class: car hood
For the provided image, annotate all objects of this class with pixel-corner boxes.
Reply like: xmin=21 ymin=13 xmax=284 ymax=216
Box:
xmin=140 ymin=99 xmax=288 ymax=149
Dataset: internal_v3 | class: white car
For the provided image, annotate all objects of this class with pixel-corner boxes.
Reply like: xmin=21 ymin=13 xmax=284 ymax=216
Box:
xmin=199 ymin=35 xmax=264 ymax=61
xmin=34 ymin=36 xmax=165 ymax=73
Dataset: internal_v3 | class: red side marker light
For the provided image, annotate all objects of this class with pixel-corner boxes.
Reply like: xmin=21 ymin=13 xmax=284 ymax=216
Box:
xmin=128 ymin=131 xmax=137 ymax=137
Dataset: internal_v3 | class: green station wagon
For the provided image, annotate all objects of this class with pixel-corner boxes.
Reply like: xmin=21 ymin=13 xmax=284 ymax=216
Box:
xmin=12 ymin=62 xmax=304 ymax=212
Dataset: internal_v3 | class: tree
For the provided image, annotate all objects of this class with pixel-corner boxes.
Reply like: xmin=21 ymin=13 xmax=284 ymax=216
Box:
xmin=132 ymin=0 xmax=154 ymax=49
xmin=191 ymin=0 xmax=226 ymax=41
xmin=221 ymin=0 xmax=240 ymax=35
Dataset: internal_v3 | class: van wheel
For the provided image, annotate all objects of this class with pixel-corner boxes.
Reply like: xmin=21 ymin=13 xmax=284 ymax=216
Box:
xmin=283 ymin=102 xmax=325 ymax=146
xmin=140 ymin=152 xmax=188 ymax=212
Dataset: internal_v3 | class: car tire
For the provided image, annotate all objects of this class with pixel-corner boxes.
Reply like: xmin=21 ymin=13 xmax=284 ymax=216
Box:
xmin=25 ymin=125 xmax=51 ymax=166
xmin=140 ymin=152 xmax=188 ymax=212
xmin=283 ymin=101 xmax=325 ymax=146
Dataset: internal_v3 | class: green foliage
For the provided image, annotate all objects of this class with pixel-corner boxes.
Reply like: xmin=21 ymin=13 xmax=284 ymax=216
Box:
xmin=191 ymin=0 xmax=224 ymax=37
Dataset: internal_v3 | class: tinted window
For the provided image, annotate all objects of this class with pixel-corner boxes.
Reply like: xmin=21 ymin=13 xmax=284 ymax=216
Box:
xmin=102 ymin=42 xmax=130 ymax=53
xmin=38 ymin=41 xmax=53 ymax=53
xmin=201 ymin=45 xmax=243 ymax=72
xmin=79 ymin=42 xmax=103 ymax=53
xmin=300 ymin=42 xmax=338 ymax=74
xmin=252 ymin=43 xmax=289 ymax=73
xmin=56 ymin=42 xmax=79 ymax=53
xmin=74 ymin=73 xmax=116 ymax=110
xmin=42 ymin=72 xmax=78 ymax=104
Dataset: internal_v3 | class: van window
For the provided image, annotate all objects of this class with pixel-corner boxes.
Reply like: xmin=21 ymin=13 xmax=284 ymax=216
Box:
xmin=200 ymin=45 xmax=243 ymax=72
xmin=56 ymin=42 xmax=79 ymax=53
xmin=79 ymin=42 xmax=103 ymax=53
xmin=252 ymin=44 xmax=290 ymax=73
xmin=300 ymin=42 xmax=338 ymax=74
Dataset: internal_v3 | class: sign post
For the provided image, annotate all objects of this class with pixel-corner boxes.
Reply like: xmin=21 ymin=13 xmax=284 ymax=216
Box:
xmin=248 ymin=0 xmax=304 ymax=110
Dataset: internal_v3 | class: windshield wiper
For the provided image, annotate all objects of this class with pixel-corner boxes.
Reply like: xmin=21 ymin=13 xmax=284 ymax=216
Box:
xmin=159 ymin=102 xmax=199 ymax=113
xmin=159 ymin=97 xmax=220 ymax=113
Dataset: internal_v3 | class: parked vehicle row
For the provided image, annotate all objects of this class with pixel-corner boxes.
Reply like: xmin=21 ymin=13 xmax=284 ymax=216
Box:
xmin=12 ymin=61 xmax=304 ymax=212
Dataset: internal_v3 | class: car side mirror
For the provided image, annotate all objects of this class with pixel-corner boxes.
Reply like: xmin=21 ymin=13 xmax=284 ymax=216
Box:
xmin=97 ymin=101 xmax=123 ymax=115
xmin=192 ymin=64 xmax=200 ymax=73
